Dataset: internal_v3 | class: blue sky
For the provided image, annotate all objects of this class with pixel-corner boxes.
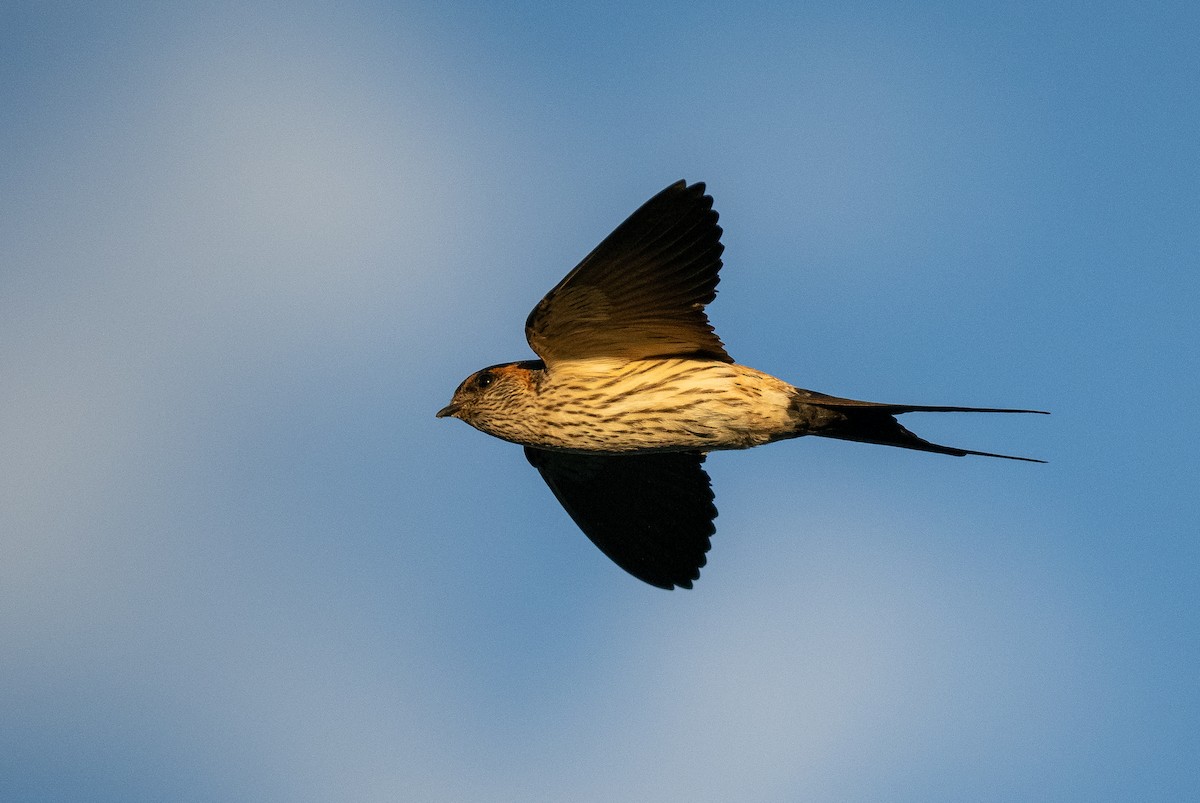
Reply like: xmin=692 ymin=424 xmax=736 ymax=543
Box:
xmin=2 ymin=2 xmax=1197 ymax=800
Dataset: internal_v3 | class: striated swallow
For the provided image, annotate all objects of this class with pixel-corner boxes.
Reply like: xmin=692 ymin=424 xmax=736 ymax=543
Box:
xmin=438 ymin=181 xmax=1045 ymax=589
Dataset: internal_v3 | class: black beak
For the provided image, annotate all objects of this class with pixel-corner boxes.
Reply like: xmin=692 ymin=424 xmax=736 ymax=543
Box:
xmin=435 ymin=402 xmax=460 ymax=419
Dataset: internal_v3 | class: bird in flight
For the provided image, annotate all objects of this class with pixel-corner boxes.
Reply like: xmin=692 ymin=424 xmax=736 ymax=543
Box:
xmin=437 ymin=181 xmax=1045 ymax=589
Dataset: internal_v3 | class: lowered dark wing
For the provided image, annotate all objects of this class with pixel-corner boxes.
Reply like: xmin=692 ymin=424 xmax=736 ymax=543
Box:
xmin=524 ymin=447 xmax=717 ymax=589
xmin=525 ymin=180 xmax=732 ymax=366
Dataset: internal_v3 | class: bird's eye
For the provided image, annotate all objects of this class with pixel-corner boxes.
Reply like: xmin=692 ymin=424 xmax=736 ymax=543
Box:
xmin=476 ymin=373 xmax=495 ymax=389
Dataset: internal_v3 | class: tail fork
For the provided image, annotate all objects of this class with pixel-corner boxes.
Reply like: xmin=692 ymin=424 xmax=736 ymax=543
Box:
xmin=799 ymin=394 xmax=1049 ymax=463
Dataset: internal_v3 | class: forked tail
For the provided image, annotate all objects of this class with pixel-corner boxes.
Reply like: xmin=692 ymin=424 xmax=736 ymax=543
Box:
xmin=797 ymin=392 xmax=1049 ymax=463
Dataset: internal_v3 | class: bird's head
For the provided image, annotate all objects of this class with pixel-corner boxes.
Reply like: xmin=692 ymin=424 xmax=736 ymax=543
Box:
xmin=436 ymin=361 xmax=543 ymax=438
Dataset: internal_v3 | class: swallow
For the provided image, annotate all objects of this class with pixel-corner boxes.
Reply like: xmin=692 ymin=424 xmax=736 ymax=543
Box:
xmin=438 ymin=181 xmax=1045 ymax=588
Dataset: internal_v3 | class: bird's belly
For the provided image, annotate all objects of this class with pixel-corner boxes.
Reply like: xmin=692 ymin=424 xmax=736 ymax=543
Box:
xmin=531 ymin=361 xmax=796 ymax=453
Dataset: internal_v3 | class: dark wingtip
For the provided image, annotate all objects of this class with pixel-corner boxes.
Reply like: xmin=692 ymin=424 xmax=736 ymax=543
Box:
xmin=629 ymin=559 xmax=703 ymax=590
xmin=663 ymin=179 xmax=709 ymax=202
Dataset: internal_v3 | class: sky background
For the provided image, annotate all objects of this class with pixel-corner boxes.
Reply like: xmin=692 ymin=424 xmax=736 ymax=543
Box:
xmin=2 ymin=2 xmax=1197 ymax=801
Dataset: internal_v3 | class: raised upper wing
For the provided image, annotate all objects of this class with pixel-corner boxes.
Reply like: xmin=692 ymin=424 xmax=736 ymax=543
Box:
xmin=523 ymin=447 xmax=717 ymax=589
xmin=525 ymin=181 xmax=732 ymax=366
